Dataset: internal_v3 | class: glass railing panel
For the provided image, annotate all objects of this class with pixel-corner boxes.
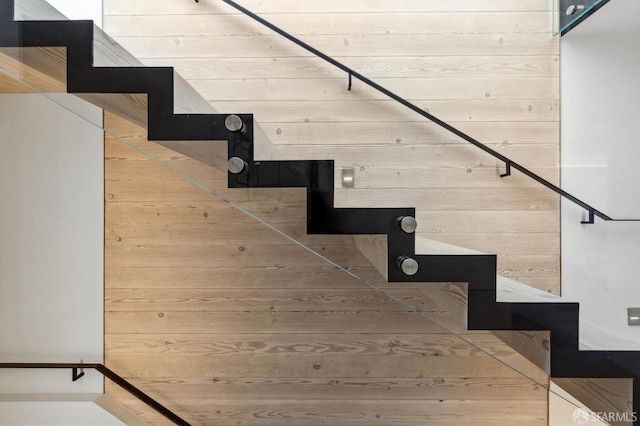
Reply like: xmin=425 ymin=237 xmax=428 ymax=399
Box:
xmin=0 ymin=62 xmax=607 ymax=424
xmin=559 ymin=5 xmax=640 ymax=352
xmin=555 ymin=0 xmax=609 ymax=35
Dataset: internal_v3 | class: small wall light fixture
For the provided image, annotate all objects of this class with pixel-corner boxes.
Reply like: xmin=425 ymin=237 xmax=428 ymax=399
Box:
xmin=628 ymin=308 xmax=640 ymax=326
xmin=342 ymin=168 xmax=355 ymax=188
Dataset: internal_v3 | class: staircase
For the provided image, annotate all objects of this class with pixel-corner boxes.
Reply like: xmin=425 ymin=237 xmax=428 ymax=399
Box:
xmin=2 ymin=0 xmax=639 ymax=424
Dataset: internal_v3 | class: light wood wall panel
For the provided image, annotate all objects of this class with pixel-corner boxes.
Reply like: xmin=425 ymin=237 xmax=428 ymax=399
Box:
xmin=104 ymin=13 xmax=552 ymax=36
xmin=104 ymin=0 xmax=555 ymax=15
xmin=104 ymin=0 xmax=560 ymax=293
xmin=104 ymin=113 xmax=548 ymax=425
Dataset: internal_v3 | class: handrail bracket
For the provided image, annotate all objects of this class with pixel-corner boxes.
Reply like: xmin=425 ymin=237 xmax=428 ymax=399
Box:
xmin=500 ymin=161 xmax=512 ymax=178
xmin=72 ymin=367 xmax=85 ymax=381
xmin=581 ymin=209 xmax=595 ymax=224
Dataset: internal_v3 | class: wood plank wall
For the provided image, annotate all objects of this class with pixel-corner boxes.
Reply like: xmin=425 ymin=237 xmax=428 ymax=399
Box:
xmin=104 ymin=112 xmax=548 ymax=425
xmin=103 ymin=0 xmax=560 ymax=294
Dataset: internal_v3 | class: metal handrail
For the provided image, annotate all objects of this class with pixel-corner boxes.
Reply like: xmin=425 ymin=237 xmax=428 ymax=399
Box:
xmin=0 ymin=363 xmax=190 ymax=425
xmin=219 ymin=0 xmax=639 ymax=223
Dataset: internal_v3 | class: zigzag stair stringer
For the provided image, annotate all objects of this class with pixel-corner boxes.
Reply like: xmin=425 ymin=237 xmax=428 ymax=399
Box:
xmin=1 ymin=1 xmax=639 ymax=423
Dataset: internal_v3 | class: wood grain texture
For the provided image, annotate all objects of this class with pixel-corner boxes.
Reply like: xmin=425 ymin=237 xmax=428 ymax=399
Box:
xmin=103 ymin=0 xmax=556 ymax=420
xmin=105 ymin=265 xmax=395 ymax=290
xmin=105 ymin=13 xmax=552 ymax=37
xmin=104 ymin=0 xmax=560 ymax=293
xmin=493 ymin=331 xmax=550 ymax=374
xmin=105 ymin=376 xmax=545 ymax=401
xmin=143 ymin=56 xmax=559 ymax=80
xmin=105 ymin=0 xmax=554 ymax=15
xmin=354 ymin=235 xmax=388 ymax=279
xmin=105 ymin=288 xmax=441 ymax=312
xmin=0 ymin=47 xmax=66 ymax=93
xmin=104 ymin=112 xmax=548 ymax=424
xmin=109 ymin=34 xmax=557 ymax=61
xmin=189 ymin=77 xmax=559 ymax=101
xmin=0 ymin=71 xmax=33 ymax=93
xmin=553 ymin=379 xmax=633 ymax=426
xmin=0 ymin=46 xmax=150 ymax=127
xmin=102 ymin=398 xmax=548 ymax=425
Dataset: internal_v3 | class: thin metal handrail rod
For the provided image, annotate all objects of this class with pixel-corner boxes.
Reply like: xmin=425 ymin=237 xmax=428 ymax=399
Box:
xmin=220 ymin=0 xmax=640 ymax=223
xmin=0 ymin=363 xmax=190 ymax=426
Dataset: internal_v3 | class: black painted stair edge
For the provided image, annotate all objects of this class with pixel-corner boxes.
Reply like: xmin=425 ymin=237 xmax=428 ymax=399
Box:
xmin=2 ymin=3 xmax=639 ymax=420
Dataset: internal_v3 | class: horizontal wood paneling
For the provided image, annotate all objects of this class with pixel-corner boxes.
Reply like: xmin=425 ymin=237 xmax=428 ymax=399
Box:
xmin=189 ymin=77 xmax=559 ymax=101
xmin=107 ymin=222 xmax=350 ymax=246
xmin=105 ymin=310 xmax=452 ymax=334
xmin=105 ymin=376 xmax=544 ymax=401
xmin=143 ymin=56 xmax=559 ymax=80
xmin=105 ymin=13 xmax=551 ymax=37
xmin=339 ymin=166 xmax=559 ymax=189
xmin=105 ymin=0 xmax=554 ymax=15
xmin=111 ymin=144 xmax=560 ymax=180
xmin=109 ymin=399 xmax=548 ymax=423
xmin=104 ymin=0 xmax=556 ymax=420
xmin=111 ymin=34 xmax=558 ymax=60
xmin=105 ymin=112 xmax=548 ymax=424
xmin=105 ymin=0 xmax=560 ymax=292
xmin=104 ymin=266 xmax=393 ymax=290
xmin=207 ymin=100 xmax=559 ymax=123
xmin=103 ymin=397 xmax=547 ymax=426
xmin=106 ymin=351 xmax=543 ymax=381
xmin=105 ymin=288 xmax=442 ymax=312
xmin=105 ymin=244 xmax=369 ymax=267
xmin=333 ymin=188 xmax=558 ymax=210
xmin=261 ymin=121 xmax=560 ymax=145
xmin=417 ymin=211 xmax=559 ymax=233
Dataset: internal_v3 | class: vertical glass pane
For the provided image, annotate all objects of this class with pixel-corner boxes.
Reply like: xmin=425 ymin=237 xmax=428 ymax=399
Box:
xmin=556 ymin=0 xmax=608 ymax=35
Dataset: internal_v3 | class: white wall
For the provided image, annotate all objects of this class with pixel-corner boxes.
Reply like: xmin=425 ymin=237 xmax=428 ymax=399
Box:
xmin=0 ymin=402 xmax=124 ymax=425
xmin=46 ymin=0 xmax=102 ymax=27
xmin=561 ymin=0 xmax=640 ymax=346
xmin=0 ymin=94 xmax=104 ymax=390
xmin=1 ymin=1 xmax=129 ymax=423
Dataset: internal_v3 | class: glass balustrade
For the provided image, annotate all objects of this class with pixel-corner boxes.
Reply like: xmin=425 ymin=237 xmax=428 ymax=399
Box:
xmin=555 ymin=0 xmax=610 ymax=35
xmin=2 ymin=0 xmax=639 ymax=424
xmin=0 ymin=59 xmax=624 ymax=424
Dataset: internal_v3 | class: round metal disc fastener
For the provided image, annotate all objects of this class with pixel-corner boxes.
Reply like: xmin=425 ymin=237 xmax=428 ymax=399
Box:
xmin=566 ymin=4 xmax=585 ymax=15
xmin=227 ymin=157 xmax=247 ymax=174
xmin=397 ymin=256 xmax=419 ymax=276
xmin=225 ymin=114 xmax=244 ymax=132
xmin=396 ymin=216 xmax=417 ymax=234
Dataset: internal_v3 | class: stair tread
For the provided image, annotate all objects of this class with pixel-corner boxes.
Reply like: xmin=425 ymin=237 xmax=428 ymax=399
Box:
xmin=415 ymin=236 xmax=640 ymax=350
xmin=12 ymin=0 xmax=288 ymax=170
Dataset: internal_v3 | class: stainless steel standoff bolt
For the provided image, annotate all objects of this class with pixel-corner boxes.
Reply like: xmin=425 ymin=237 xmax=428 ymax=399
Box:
xmin=566 ymin=4 xmax=585 ymax=15
xmin=227 ymin=157 xmax=248 ymax=174
xmin=396 ymin=216 xmax=417 ymax=234
xmin=225 ymin=114 xmax=244 ymax=132
xmin=397 ymin=256 xmax=419 ymax=276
